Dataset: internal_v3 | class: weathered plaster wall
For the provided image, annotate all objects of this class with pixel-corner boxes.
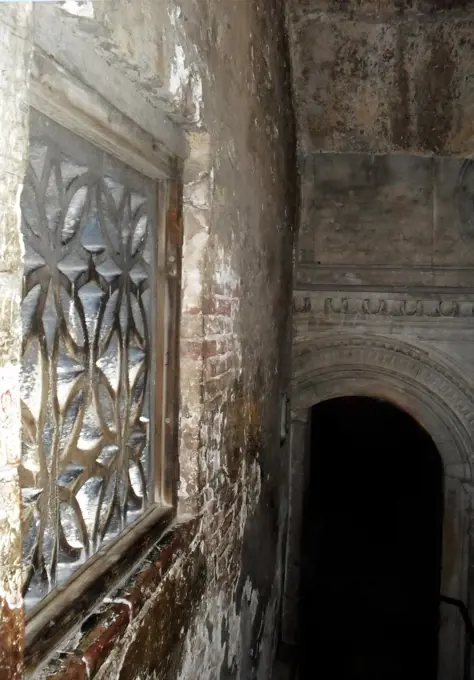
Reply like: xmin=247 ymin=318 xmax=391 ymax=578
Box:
xmin=32 ymin=2 xmax=185 ymax=156
xmin=96 ymin=0 xmax=297 ymax=677
xmin=0 ymin=6 xmax=32 ymax=679
xmin=288 ymin=0 xmax=474 ymax=155
xmin=28 ymin=1 xmax=298 ymax=679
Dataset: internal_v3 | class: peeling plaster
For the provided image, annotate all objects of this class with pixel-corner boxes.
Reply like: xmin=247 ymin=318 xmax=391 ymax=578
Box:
xmin=168 ymin=5 xmax=203 ymax=125
xmin=176 ymin=460 xmax=262 ymax=680
xmin=58 ymin=1 xmax=94 ymax=19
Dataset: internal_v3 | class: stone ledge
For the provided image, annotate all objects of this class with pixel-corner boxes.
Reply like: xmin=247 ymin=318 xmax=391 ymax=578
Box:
xmin=44 ymin=518 xmax=198 ymax=680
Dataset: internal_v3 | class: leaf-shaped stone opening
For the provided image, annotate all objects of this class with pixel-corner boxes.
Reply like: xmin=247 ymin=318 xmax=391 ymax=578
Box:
xmin=119 ymin=192 xmax=132 ymax=247
xmin=62 ymin=184 xmax=88 ymax=246
xmin=21 ymin=178 xmax=42 ymax=239
xmin=76 ymin=395 xmax=103 ymax=452
xmin=130 ymin=213 xmax=149 ymax=257
xmin=41 ymin=517 xmax=58 ymax=582
xmin=44 ymin=162 xmax=63 ymax=233
xmin=59 ymin=388 xmax=84 ymax=453
xmin=104 ymin=176 xmax=124 ymax=208
xmin=96 ymin=330 xmax=121 ymax=394
xmin=57 ymin=462 xmax=85 ymax=490
xmin=119 ymin=293 xmax=129 ymax=335
xmin=58 ymin=287 xmax=86 ymax=348
xmin=98 ymin=289 xmax=120 ymax=348
xmin=96 ymin=444 xmax=119 ymax=468
xmin=95 ymin=381 xmax=116 ymax=433
xmin=129 ymin=261 xmax=148 ymax=286
xmin=129 ymin=367 xmax=147 ymax=421
xmin=59 ymin=502 xmax=85 ymax=551
xmin=21 ymin=284 xmax=42 ymax=340
xmin=98 ymin=471 xmax=121 ymax=542
xmin=20 ymin=337 xmax=44 ymax=423
xmin=81 ymin=216 xmax=107 ymax=255
xmin=29 ymin=143 xmax=48 ymax=181
xmin=130 ymin=292 xmax=146 ymax=341
xmin=130 ymin=192 xmax=146 ymax=215
xmin=96 ymin=257 xmax=123 ymax=287
xmin=99 ymin=182 xmax=120 ymax=253
xmin=129 ymin=461 xmax=146 ymax=502
xmin=22 ymin=500 xmax=40 ymax=563
xmin=57 ymin=251 xmax=88 ymax=284
xmin=42 ymin=280 xmax=58 ymax=353
xmin=76 ymin=475 xmax=104 ymax=539
xmin=77 ymin=280 xmax=106 ymax=339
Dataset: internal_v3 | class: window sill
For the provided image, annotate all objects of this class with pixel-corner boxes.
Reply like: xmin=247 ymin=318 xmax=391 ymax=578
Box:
xmin=25 ymin=505 xmax=176 ymax=676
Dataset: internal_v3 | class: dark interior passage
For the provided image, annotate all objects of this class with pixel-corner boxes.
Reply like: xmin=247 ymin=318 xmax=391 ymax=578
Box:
xmin=299 ymin=397 xmax=444 ymax=680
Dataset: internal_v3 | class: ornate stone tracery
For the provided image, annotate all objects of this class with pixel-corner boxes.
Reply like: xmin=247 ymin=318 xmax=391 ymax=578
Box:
xmin=20 ymin=111 xmax=156 ymax=610
xmin=292 ymin=332 xmax=474 ymax=480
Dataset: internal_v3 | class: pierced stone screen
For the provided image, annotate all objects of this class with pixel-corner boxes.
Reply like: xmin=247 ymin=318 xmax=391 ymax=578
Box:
xmin=20 ymin=112 xmax=156 ymax=611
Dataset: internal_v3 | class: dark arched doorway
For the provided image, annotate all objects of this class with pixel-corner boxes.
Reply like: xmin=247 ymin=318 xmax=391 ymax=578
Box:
xmin=299 ymin=396 xmax=444 ymax=680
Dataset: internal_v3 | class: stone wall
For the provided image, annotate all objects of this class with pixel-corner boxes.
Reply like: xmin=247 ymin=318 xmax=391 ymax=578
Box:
xmin=287 ymin=4 xmax=474 ymax=678
xmin=288 ymin=0 xmax=474 ymax=385
xmin=101 ymin=1 xmax=298 ymax=676
xmin=288 ymin=0 xmax=474 ymax=155
xmin=0 ymin=1 xmax=297 ymax=679
xmin=0 ymin=6 xmax=33 ymax=679
xmin=290 ymin=145 xmax=474 ymax=676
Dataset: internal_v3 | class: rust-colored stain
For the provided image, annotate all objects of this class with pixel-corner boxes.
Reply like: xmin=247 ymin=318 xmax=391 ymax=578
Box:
xmin=0 ymin=597 xmax=23 ymax=680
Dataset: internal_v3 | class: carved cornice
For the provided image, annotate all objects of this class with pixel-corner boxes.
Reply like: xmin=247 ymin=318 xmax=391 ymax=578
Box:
xmin=293 ymin=293 xmax=474 ymax=318
xmin=293 ymin=295 xmax=311 ymax=313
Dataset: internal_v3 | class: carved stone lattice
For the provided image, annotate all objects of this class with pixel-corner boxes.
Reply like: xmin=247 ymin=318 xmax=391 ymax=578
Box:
xmin=20 ymin=113 xmax=156 ymax=611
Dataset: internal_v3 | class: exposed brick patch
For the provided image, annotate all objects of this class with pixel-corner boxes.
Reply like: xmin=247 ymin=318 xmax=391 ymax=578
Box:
xmin=0 ymin=593 xmax=23 ymax=680
xmin=204 ymin=354 xmax=235 ymax=380
xmin=182 ymin=305 xmax=202 ymax=316
xmin=180 ymin=314 xmax=204 ymax=339
xmin=79 ymin=604 xmax=130 ymax=677
xmin=180 ymin=337 xmax=236 ymax=361
xmin=204 ymin=315 xmax=233 ymax=336
xmin=122 ymin=561 xmax=162 ymax=616
xmin=201 ymin=297 xmax=233 ymax=316
xmin=180 ymin=340 xmax=204 ymax=361
xmin=44 ymin=521 xmax=197 ymax=680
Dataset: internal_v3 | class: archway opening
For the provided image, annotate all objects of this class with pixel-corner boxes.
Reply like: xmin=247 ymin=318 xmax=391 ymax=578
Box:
xmin=299 ymin=396 xmax=444 ymax=680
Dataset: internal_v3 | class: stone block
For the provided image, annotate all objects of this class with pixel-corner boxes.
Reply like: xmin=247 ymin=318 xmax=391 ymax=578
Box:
xmin=291 ymin=9 xmax=474 ymax=154
xmin=433 ymin=156 xmax=474 ymax=267
xmin=301 ymin=153 xmax=434 ymax=266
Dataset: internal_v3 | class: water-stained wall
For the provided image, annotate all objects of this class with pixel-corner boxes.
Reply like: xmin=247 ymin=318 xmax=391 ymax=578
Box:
xmin=288 ymin=0 xmax=474 ymax=155
xmin=96 ymin=1 xmax=298 ymax=677
xmin=0 ymin=1 xmax=297 ymax=679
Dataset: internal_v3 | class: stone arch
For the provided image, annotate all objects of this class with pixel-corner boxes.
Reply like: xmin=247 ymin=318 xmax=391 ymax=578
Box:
xmin=284 ymin=332 xmax=474 ymax=680
xmin=292 ymin=333 xmax=474 ymax=481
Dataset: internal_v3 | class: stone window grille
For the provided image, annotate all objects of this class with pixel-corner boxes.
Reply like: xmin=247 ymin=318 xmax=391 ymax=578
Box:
xmin=20 ymin=107 xmax=182 ymax=669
